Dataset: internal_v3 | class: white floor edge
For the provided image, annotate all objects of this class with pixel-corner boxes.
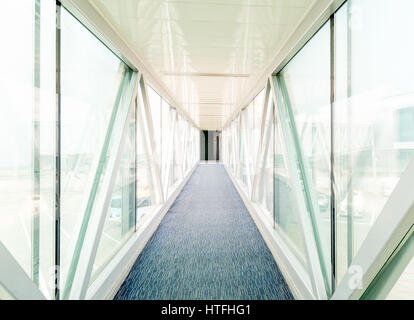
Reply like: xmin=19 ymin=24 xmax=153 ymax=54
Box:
xmin=223 ymin=164 xmax=316 ymax=300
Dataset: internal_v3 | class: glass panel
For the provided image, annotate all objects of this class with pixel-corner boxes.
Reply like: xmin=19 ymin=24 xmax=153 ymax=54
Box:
xmin=257 ymin=98 xmax=274 ymax=220
xmin=0 ymin=284 xmax=15 ymax=300
xmin=173 ymin=115 xmax=185 ymax=183
xmin=334 ymin=0 xmax=414 ymax=285
xmin=274 ymin=115 xmax=307 ymax=266
xmin=232 ymin=117 xmax=240 ymax=175
xmin=90 ymin=108 xmax=136 ymax=282
xmin=137 ymin=92 xmax=157 ymax=224
xmin=237 ymin=90 xmax=265 ymax=193
xmin=252 ymin=89 xmax=265 ymax=168
xmin=161 ymin=99 xmax=173 ymax=194
xmin=168 ymin=109 xmax=180 ymax=191
xmin=387 ymin=256 xmax=414 ymax=300
xmin=361 ymin=229 xmax=413 ymax=300
xmin=0 ymin=0 xmax=56 ymax=299
xmin=60 ymin=7 xmax=130 ymax=293
xmin=147 ymin=85 xmax=162 ymax=169
xmin=183 ymin=121 xmax=191 ymax=173
xmin=279 ymin=22 xmax=331 ymax=289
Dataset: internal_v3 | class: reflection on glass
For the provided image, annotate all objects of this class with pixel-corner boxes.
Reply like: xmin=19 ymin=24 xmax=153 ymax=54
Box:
xmin=274 ymin=116 xmax=307 ymax=266
xmin=279 ymin=22 xmax=331 ymax=289
xmin=136 ymin=90 xmax=156 ymax=224
xmin=232 ymin=116 xmax=240 ymax=175
xmin=237 ymin=90 xmax=265 ymax=194
xmin=161 ymin=99 xmax=173 ymax=196
xmin=0 ymin=0 xmax=56 ymax=299
xmin=387 ymin=256 xmax=414 ymax=300
xmin=147 ymin=85 xmax=162 ymax=169
xmin=91 ymin=109 xmax=136 ymax=282
xmin=173 ymin=114 xmax=185 ymax=185
xmin=60 ymin=7 xmax=130 ymax=293
xmin=0 ymin=284 xmax=15 ymax=300
xmin=334 ymin=0 xmax=414 ymax=285
xmin=239 ymin=109 xmax=249 ymax=188
xmin=256 ymin=98 xmax=274 ymax=220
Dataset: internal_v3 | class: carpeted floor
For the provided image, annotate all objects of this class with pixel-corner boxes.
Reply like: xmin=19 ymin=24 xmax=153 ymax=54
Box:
xmin=114 ymin=163 xmax=294 ymax=300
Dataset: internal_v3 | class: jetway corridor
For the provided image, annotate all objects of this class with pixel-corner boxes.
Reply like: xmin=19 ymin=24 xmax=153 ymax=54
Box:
xmin=115 ymin=163 xmax=293 ymax=300
xmin=0 ymin=0 xmax=413 ymax=302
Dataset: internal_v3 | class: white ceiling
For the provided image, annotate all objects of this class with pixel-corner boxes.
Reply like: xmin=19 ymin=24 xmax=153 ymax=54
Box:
xmin=89 ymin=0 xmax=317 ymax=130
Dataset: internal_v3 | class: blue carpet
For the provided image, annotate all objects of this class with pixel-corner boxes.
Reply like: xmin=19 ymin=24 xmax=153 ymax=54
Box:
xmin=114 ymin=163 xmax=294 ymax=300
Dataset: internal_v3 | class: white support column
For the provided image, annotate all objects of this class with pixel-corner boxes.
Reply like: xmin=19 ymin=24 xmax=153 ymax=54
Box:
xmin=69 ymin=72 xmax=140 ymax=300
xmin=270 ymin=76 xmax=327 ymax=300
xmin=0 ymin=242 xmax=46 ymax=300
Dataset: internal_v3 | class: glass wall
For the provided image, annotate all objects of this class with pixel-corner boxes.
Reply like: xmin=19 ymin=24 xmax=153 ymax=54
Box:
xmin=161 ymin=98 xmax=174 ymax=197
xmin=91 ymin=106 xmax=136 ymax=283
xmin=147 ymin=85 xmax=162 ymax=168
xmin=0 ymin=1 xmax=199 ymax=300
xmin=334 ymin=0 xmax=414 ymax=284
xmin=221 ymin=0 xmax=414 ymax=299
xmin=386 ymin=254 xmax=414 ymax=300
xmin=234 ymin=90 xmax=266 ymax=194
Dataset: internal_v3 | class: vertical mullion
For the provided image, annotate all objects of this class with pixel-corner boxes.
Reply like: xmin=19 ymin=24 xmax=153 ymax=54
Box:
xmin=32 ymin=0 xmax=41 ymax=287
xmin=330 ymin=14 xmax=337 ymax=295
xmin=346 ymin=1 xmax=354 ymax=269
xmin=55 ymin=0 xmax=62 ymax=301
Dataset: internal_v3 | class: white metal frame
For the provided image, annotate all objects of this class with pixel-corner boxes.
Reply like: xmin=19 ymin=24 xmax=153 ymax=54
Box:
xmin=68 ymin=72 xmax=140 ymax=300
xmin=0 ymin=242 xmax=46 ymax=300
xmin=61 ymin=0 xmax=199 ymax=131
xmin=86 ymin=161 xmax=199 ymax=300
xmin=251 ymin=81 xmax=271 ymax=202
xmin=223 ymin=0 xmax=347 ymax=129
xmin=0 ymin=2 xmax=201 ymax=300
xmin=223 ymin=165 xmax=315 ymax=300
xmin=270 ymin=76 xmax=327 ymax=299
xmin=163 ymin=108 xmax=177 ymax=199
xmin=332 ymin=157 xmax=414 ymax=300
xmin=139 ymin=76 xmax=165 ymax=204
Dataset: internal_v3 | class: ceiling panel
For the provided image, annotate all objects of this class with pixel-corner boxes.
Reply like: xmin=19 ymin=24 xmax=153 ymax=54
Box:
xmin=90 ymin=0 xmax=317 ymax=129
